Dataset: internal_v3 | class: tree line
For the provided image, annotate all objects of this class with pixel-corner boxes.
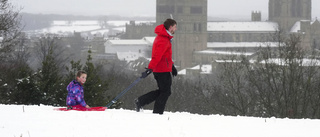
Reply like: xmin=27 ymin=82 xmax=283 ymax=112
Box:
xmin=1 ymin=1 xmax=320 ymax=119
xmin=0 ymin=1 xmax=111 ymax=107
xmin=108 ymin=31 xmax=320 ymax=119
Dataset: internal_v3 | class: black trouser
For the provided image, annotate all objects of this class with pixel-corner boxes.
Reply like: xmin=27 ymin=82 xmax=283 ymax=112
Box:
xmin=138 ymin=72 xmax=172 ymax=114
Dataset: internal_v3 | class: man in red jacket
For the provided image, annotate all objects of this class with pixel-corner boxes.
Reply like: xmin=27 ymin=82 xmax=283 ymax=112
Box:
xmin=136 ymin=19 xmax=178 ymax=114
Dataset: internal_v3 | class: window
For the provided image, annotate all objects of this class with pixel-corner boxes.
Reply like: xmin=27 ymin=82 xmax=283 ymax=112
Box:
xmin=193 ymin=23 xmax=202 ymax=32
xmin=157 ymin=5 xmax=175 ymax=14
xmin=194 ymin=23 xmax=197 ymax=32
xmin=198 ymin=23 xmax=202 ymax=32
xmin=177 ymin=6 xmax=183 ymax=14
xmin=190 ymin=6 xmax=202 ymax=14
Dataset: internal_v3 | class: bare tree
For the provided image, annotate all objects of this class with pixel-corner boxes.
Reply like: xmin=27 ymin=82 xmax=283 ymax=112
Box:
xmin=0 ymin=0 xmax=21 ymax=60
xmin=0 ymin=0 xmax=24 ymax=103
xmin=33 ymin=37 xmax=69 ymax=72
xmin=247 ymin=32 xmax=320 ymax=118
xmin=98 ymin=16 xmax=108 ymax=29
xmin=205 ymin=56 xmax=257 ymax=116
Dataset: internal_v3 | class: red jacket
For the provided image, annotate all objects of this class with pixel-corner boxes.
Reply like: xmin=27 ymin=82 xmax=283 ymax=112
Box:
xmin=148 ymin=24 xmax=173 ymax=72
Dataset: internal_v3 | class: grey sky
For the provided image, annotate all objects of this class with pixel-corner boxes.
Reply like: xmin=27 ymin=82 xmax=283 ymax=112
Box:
xmin=10 ymin=0 xmax=320 ymax=20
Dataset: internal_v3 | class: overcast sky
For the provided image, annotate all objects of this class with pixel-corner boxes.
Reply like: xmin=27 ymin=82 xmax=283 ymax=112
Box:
xmin=10 ymin=0 xmax=320 ymax=20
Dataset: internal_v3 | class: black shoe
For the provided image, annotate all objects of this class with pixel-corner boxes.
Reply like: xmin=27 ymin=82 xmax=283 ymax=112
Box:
xmin=134 ymin=99 xmax=142 ymax=112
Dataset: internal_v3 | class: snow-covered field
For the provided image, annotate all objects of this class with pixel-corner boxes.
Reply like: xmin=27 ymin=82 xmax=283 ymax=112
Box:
xmin=38 ymin=20 xmax=154 ymax=35
xmin=1 ymin=104 xmax=320 ymax=137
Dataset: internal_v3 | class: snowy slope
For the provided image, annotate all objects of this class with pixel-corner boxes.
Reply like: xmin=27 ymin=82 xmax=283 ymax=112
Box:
xmin=1 ymin=105 xmax=320 ymax=137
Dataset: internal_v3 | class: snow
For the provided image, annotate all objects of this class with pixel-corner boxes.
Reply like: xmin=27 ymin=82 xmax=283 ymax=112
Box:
xmin=261 ymin=58 xmax=320 ymax=66
xmin=189 ymin=65 xmax=212 ymax=74
xmin=195 ymin=50 xmax=255 ymax=56
xmin=207 ymin=22 xmax=279 ymax=32
xmin=207 ymin=42 xmax=280 ymax=48
xmin=104 ymin=37 xmax=154 ymax=61
xmin=178 ymin=69 xmax=187 ymax=75
xmin=142 ymin=37 xmax=156 ymax=45
xmin=290 ymin=20 xmax=316 ymax=33
xmin=107 ymin=39 xmax=149 ymax=45
xmin=1 ymin=104 xmax=319 ymax=137
xmin=116 ymin=51 xmax=145 ymax=62
xmin=105 ymin=40 xmax=149 ymax=53
xmin=36 ymin=20 xmax=153 ymax=34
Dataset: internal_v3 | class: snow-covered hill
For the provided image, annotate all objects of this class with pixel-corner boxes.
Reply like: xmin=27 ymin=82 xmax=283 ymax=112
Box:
xmin=1 ymin=104 xmax=319 ymax=137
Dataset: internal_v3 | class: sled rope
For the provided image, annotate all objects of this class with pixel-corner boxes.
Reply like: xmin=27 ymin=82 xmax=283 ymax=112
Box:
xmin=106 ymin=77 xmax=142 ymax=108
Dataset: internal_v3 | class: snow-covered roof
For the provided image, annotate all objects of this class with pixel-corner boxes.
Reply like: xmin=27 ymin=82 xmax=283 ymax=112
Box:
xmin=38 ymin=20 xmax=153 ymax=35
xmin=260 ymin=58 xmax=320 ymax=66
xmin=52 ymin=20 xmax=100 ymax=26
xmin=207 ymin=42 xmax=280 ymax=48
xmin=290 ymin=20 xmax=314 ymax=33
xmin=179 ymin=64 xmax=212 ymax=75
xmin=105 ymin=38 xmax=153 ymax=61
xmin=107 ymin=39 xmax=149 ymax=45
xmin=215 ymin=60 xmax=241 ymax=63
xmin=52 ymin=20 xmax=152 ymax=27
xmin=190 ymin=65 xmax=212 ymax=74
xmin=117 ymin=51 xmax=146 ymax=62
xmin=105 ymin=37 xmax=154 ymax=54
xmin=178 ymin=69 xmax=186 ymax=75
xmin=207 ymin=22 xmax=279 ymax=32
xmin=105 ymin=44 xmax=149 ymax=54
xmin=194 ymin=50 xmax=254 ymax=56
xmin=142 ymin=37 xmax=155 ymax=44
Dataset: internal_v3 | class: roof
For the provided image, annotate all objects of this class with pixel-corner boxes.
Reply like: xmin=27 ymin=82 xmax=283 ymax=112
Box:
xmin=142 ymin=37 xmax=155 ymax=44
xmin=190 ymin=65 xmax=212 ymax=74
xmin=179 ymin=58 xmax=320 ymax=76
xmin=290 ymin=20 xmax=316 ymax=33
xmin=105 ymin=44 xmax=149 ymax=54
xmin=207 ymin=22 xmax=279 ymax=32
xmin=179 ymin=64 xmax=212 ymax=75
xmin=260 ymin=58 xmax=320 ymax=66
xmin=194 ymin=50 xmax=254 ymax=56
xmin=107 ymin=39 xmax=149 ymax=45
xmin=106 ymin=37 xmax=155 ymax=45
xmin=117 ymin=51 xmax=146 ymax=62
xmin=207 ymin=42 xmax=280 ymax=48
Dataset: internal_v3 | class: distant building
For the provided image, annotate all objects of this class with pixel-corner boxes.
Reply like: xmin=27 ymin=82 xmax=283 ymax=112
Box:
xmin=252 ymin=11 xmax=262 ymax=21
xmin=269 ymin=0 xmax=312 ymax=31
xmin=118 ymin=0 xmax=320 ymax=75
xmin=290 ymin=19 xmax=320 ymax=49
xmin=121 ymin=21 xmax=156 ymax=39
xmin=207 ymin=22 xmax=278 ymax=43
xmin=156 ymin=0 xmax=208 ymax=68
xmin=104 ymin=37 xmax=154 ymax=62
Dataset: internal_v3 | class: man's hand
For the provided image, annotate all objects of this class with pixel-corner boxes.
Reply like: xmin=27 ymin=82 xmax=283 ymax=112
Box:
xmin=172 ymin=65 xmax=177 ymax=77
xmin=141 ymin=68 xmax=152 ymax=78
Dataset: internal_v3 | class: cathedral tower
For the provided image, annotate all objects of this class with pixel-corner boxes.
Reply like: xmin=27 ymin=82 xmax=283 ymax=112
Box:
xmin=269 ymin=0 xmax=312 ymax=31
xmin=252 ymin=11 xmax=262 ymax=21
xmin=156 ymin=0 xmax=208 ymax=68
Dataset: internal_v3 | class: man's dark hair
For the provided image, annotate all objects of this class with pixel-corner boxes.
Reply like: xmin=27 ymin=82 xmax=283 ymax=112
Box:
xmin=163 ymin=19 xmax=177 ymax=30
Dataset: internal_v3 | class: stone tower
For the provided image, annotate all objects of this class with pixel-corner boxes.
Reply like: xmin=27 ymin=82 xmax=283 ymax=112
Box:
xmin=269 ymin=0 xmax=312 ymax=31
xmin=251 ymin=11 xmax=262 ymax=21
xmin=156 ymin=0 xmax=208 ymax=68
